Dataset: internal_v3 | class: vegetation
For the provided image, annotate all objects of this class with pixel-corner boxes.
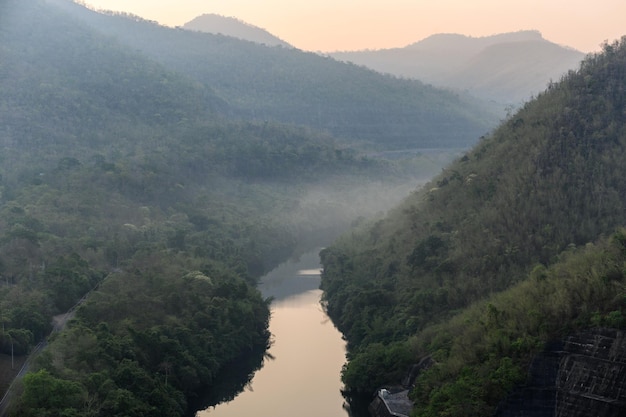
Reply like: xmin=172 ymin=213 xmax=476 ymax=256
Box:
xmin=48 ymin=0 xmax=502 ymax=150
xmin=6 ymin=0 xmax=620 ymax=416
xmin=2 ymin=128 xmax=375 ymax=415
xmin=0 ymin=0 xmax=434 ymax=415
xmin=320 ymin=37 xmax=626 ymax=415
xmin=11 ymin=260 xmax=271 ymax=417
xmin=408 ymin=231 xmax=626 ymax=417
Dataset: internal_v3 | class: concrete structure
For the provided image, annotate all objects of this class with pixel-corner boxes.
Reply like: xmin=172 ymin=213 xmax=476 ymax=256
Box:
xmin=496 ymin=328 xmax=626 ymax=417
xmin=368 ymin=388 xmax=412 ymax=417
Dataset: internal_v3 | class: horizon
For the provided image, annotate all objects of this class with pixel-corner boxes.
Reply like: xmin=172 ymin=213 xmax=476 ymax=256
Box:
xmin=79 ymin=0 xmax=626 ymax=53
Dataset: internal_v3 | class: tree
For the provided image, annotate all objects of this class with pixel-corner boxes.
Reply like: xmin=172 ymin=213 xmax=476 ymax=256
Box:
xmin=16 ymin=369 xmax=87 ymax=417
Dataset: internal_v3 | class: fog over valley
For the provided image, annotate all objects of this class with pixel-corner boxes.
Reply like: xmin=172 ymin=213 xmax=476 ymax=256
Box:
xmin=1 ymin=1 xmax=626 ymax=417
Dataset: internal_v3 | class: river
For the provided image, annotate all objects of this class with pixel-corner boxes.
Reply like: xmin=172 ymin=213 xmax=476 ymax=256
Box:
xmin=197 ymin=250 xmax=351 ymax=417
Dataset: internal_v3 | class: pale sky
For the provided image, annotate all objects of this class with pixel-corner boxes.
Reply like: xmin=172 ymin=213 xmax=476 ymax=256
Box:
xmin=81 ymin=0 xmax=625 ymax=53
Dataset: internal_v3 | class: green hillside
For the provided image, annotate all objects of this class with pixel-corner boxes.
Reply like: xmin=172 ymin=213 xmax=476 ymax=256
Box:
xmin=320 ymin=37 xmax=626 ymax=415
xmin=0 ymin=1 xmax=416 ymax=415
xmin=0 ymin=0 xmax=225 ymax=176
xmin=46 ymin=0 xmax=501 ymax=151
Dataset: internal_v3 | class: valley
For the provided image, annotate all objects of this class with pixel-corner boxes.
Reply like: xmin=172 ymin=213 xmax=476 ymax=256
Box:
xmin=1 ymin=1 xmax=624 ymax=417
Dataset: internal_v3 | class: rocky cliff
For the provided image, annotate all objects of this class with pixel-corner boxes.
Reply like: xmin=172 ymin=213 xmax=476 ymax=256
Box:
xmin=496 ymin=328 xmax=626 ymax=417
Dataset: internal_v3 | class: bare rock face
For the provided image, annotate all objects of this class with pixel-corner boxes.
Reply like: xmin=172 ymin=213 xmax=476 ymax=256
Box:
xmin=496 ymin=329 xmax=626 ymax=417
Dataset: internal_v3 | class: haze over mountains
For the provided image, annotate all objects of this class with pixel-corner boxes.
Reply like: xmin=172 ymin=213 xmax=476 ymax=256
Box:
xmin=169 ymin=13 xmax=586 ymax=106
xmin=1 ymin=1 xmax=441 ymax=414
xmin=44 ymin=0 xmax=500 ymax=151
xmin=155 ymin=14 xmax=587 ymax=106
xmin=183 ymin=14 xmax=291 ymax=48
xmin=3 ymin=0 xmax=625 ymax=416
xmin=331 ymin=30 xmax=586 ymax=104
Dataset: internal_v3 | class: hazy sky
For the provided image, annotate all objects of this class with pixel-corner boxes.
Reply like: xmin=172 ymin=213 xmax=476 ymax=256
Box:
xmin=82 ymin=0 xmax=625 ymax=53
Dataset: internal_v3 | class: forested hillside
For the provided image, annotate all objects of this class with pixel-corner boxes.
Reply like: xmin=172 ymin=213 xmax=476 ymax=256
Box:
xmin=0 ymin=1 xmax=423 ymax=415
xmin=45 ymin=0 xmax=501 ymax=151
xmin=0 ymin=0 xmax=224 ymax=177
xmin=320 ymin=37 xmax=626 ymax=416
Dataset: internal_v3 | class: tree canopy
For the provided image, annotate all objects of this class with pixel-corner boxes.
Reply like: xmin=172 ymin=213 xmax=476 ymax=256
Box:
xmin=0 ymin=0 xmax=436 ymax=414
xmin=320 ymin=37 xmax=626 ymax=416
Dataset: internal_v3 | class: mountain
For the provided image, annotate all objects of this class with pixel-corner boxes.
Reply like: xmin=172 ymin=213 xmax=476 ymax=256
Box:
xmin=42 ymin=0 xmax=502 ymax=151
xmin=0 ymin=0 xmax=227 ymax=169
xmin=0 ymin=1 xmax=425 ymax=415
xmin=406 ymin=30 xmax=543 ymax=51
xmin=331 ymin=30 xmax=585 ymax=104
xmin=320 ymin=37 xmax=626 ymax=416
xmin=0 ymin=0 xmax=409 ymax=264
xmin=183 ymin=14 xmax=291 ymax=48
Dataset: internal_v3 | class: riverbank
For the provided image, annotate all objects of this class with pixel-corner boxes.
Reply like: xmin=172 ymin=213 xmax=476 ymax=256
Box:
xmin=200 ymin=250 xmax=349 ymax=417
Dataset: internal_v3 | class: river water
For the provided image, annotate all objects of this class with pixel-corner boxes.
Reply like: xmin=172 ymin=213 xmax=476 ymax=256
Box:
xmin=198 ymin=250 xmax=351 ymax=417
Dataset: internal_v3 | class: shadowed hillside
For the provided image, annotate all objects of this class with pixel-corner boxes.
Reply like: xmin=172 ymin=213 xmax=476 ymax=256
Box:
xmin=44 ymin=0 xmax=502 ymax=151
xmin=0 ymin=1 xmax=430 ymax=415
xmin=321 ymin=37 xmax=626 ymax=416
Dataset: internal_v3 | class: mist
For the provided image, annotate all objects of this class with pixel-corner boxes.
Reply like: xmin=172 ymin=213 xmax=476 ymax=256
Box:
xmin=282 ymin=176 xmax=428 ymax=253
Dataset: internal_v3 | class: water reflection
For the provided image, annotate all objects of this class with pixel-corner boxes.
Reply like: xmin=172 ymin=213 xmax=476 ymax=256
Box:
xmin=187 ymin=343 xmax=268 ymax=416
xmin=257 ymin=251 xmax=325 ymax=301
xmin=199 ymin=250 xmax=350 ymax=417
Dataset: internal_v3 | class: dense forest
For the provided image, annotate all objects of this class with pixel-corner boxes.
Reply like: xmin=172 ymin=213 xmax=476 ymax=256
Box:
xmin=0 ymin=0 xmax=452 ymax=415
xmin=3 ymin=0 xmax=617 ymax=416
xmin=320 ymin=38 xmax=626 ymax=416
xmin=45 ymin=0 xmax=502 ymax=151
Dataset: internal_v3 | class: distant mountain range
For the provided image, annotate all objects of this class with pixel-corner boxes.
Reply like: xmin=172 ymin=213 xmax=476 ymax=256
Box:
xmin=183 ymin=14 xmax=291 ymax=48
xmin=177 ymin=15 xmax=581 ymax=105
xmin=143 ymin=12 xmax=586 ymax=106
xmin=40 ymin=0 xmax=501 ymax=151
xmin=177 ymin=17 xmax=585 ymax=105
xmin=331 ymin=30 xmax=586 ymax=104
